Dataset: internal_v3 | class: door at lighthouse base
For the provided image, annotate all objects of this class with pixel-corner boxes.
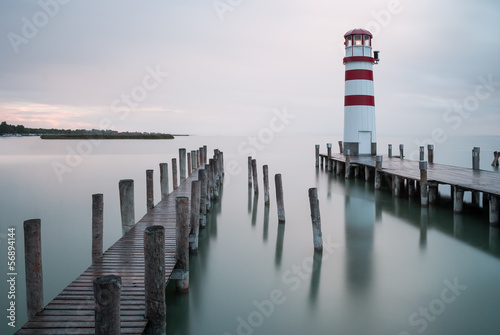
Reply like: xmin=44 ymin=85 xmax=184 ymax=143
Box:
xmin=358 ymin=131 xmax=372 ymax=155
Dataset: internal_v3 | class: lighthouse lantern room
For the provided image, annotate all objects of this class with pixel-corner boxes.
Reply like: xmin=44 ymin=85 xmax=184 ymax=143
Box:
xmin=343 ymin=28 xmax=378 ymax=155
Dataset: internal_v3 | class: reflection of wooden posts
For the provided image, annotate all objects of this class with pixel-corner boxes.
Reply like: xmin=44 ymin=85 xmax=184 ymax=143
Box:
xmin=388 ymin=144 xmax=392 ymax=158
xmin=252 ymin=159 xmax=259 ymax=194
xmin=248 ymin=156 xmax=253 ymax=186
xmin=315 ymin=145 xmax=320 ymax=167
xmin=492 ymin=151 xmax=499 ymax=167
xmin=179 ymin=148 xmax=187 ymax=181
xmin=172 ymin=158 xmax=178 ymax=190
xmin=275 ymin=174 xmax=285 ymax=223
xmin=327 ymin=143 xmax=332 ymax=172
xmin=472 ymin=147 xmax=480 ymax=170
xmin=375 ymin=156 xmax=383 ymax=190
xmin=419 ymin=146 xmax=424 ymax=161
xmin=428 ymin=144 xmax=434 ymax=164
xmin=92 ymin=194 xmax=104 ymax=263
xmin=399 ymin=144 xmax=404 ymax=159
xmin=94 ymin=275 xmax=121 ymax=335
xmin=23 ymin=219 xmax=44 ymax=320
xmin=119 ymin=179 xmax=135 ymax=233
xmin=490 ymin=195 xmax=499 ymax=226
xmin=338 ymin=140 xmax=343 ymax=154
xmin=190 ymin=181 xmax=201 ymax=253
xmin=308 ymin=188 xmax=323 ymax=252
xmin=198 ymin=169 xmax=207 ymax=229
xmin=146 ymin=169 xmax=154 ymax=212
xmin=175 ymin=197 xmax=190 ymax=292
xmin=263 ymin=165 xmax=270 ymax=206
xmin=420 ymin=161 xmax=428 ymax=207
xmin=160 ymin=163 xmax=169 ymax=200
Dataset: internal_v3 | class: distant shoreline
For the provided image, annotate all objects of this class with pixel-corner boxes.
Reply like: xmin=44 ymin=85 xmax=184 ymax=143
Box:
xmin=40 ymin=134 xmax=175 ymax=140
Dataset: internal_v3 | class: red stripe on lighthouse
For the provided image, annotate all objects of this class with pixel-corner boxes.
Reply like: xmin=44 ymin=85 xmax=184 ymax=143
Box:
xmin=344 ymin=95 xmax=375 ymax=106
xmin=343 ymin=56 xmax=375 ymax=64
xmin=345 ymin=70 xmax=373 ymax=81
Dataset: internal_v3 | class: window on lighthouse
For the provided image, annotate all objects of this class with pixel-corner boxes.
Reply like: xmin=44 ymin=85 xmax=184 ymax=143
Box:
xmin=364 ymin=35 xmax=371 ymax=46
xmin=346 ymin=36 xmax=352 ymax=47
xmin=354 ymin=35 xmax=362 ymax=45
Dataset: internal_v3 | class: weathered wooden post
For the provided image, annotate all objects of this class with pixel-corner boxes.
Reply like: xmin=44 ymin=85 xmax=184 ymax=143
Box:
xmin=492 ymin=151 xmax=500 ymax=167
xmin=308 ymin=188 xmax=323 ymax=252
xmin=176 ymin=197 xmax=190 ymax=292
xmin=220 ymin=151 xmax=225 ymax=179
xmin=428 ymin=144 xmax=434 ymax=164
xmin=119 ymin=179 xmax=135 ymax=233
xmin=454 ymin=187 xmax=465 ymax=213
xmin=190 ymin=181 xmax=201 ymax=253
xmin=172 ymin=158 xmax=178 ymax=190
xmin=428 ymin=182 xmax=439 ymax=205
xmin=338 ymin=140 xmax=343 ymax=154
xmin=143 ymin=225 xmax=166 ymax=335
xmin=211 ymin=158 xmax=219 ymax=200
xmin=160 ymin=163 xmax=169 ymax=200
xmin=419 ymin=146 xmax=424 ymax=161
xmin=420 ymin=161 xmax=428 ymax=207
xmin=364 ymin=166 xmax=371 ymax=182
xmin=203 ymin=164 xmax=210 ymax=212
xmin=208 ymin=159 xmax=214 ymax=201
xmin=388 ymin=144 xmax=392 ymax=158
xmin=187 ymin=152 xmax=192 ymax=177
xmin=196 ymin=149 xmax=200 ymax=168
xmin=94 ymin=275 xmax=121 ymax=335
xmin=327 ymin=143 xmax=332 ymax=172
xmin=315 ymin=145 xmax=320 ymax=167
xmin=375 ymin=155 xmax=383 ymax=190
xmin=202 ymin=145 xmax=207 ymax=164
xmin=179 ymin=148 xmax=187 ymax=181
xmin=92 ymin=194 xmax=103 ymax=263
xmin=472 ymin=147 xmax=480 ymax=170
xmin=252 ymin=159 xmax=259 ymax=194
xmin=399 ymin=144 xmax=404 ymax=159
xmin=490 ymin=195 xmax=499 ymax=226
xmin=248 ymin=156 xmax=253 ymax=186
xmin=336 ymin=156 xmax=342 ymax=175
xmin=275 ymin=174 xmax=285 ymax=223
xmin=263 ymin=165 xmax=270 ymax=206
xmin=408 ymin=179 xmax=416 ymax=198
xmin=198 ymin=170 xmax=208 ymax=229
xmin=393 ymin=176 xmax=402 ymax=197
xmin=146 ymin=169 xmax=154 ymax=212
xmin=344 ymin=149 xmax=351 ymax=179
xmin=191 ymin=150 xmax=197 ymax=173
xmin=23 ymin=219 xmax=43 ymax=320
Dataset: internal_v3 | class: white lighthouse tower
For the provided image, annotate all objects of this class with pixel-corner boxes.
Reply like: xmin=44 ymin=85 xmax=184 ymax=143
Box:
xmin=343 ymin=28 xmax=379 ymax=155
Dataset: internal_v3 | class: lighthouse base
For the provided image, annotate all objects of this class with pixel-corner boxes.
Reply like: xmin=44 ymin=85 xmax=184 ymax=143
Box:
xmin=344 ymin=142 xmax=377 ymax=156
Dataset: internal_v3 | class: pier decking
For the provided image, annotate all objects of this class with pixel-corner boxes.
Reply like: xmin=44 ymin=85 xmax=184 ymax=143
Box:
xmin=15 ymin=173 xmax=197 ymax=335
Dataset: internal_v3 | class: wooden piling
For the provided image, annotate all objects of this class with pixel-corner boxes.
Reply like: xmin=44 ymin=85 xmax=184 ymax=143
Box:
xmin=375 ymin=155 xmax=383 ymax=190
xmin=454 ymin=187 xmax=465 ymax=213
xmin=408 ymin=180 xmax=416 ymax=198
xmin=419 ymin=146 xmax=424 ymax=161
xmin=208 ymin=159 xmax=214 ymax=201
xmin=175 ymin=196 xmax=190 ymax=292
xmin=490 ymin=195 xmax=499 ymax=226
xmin=179 ymin=148 xmax=187 ymax=181
xmin=160 ymin=163 xmax=169 ymax=200
xmin=428 ymin=144 xmax=434 ymax=164
xmin=190 ymin=181 xmax=201 ymax=253
xmin=94 ymin=275 xmax=121 ymax=335
xmin=345 ymin=149 xmax=351 ymax=179
xmin=420 ymin=161 xmax=428 ymax=207
xmin=327 ymin=143 xmax=332 ymax=172
xmin=315 ymin=145 xmax=320 ymax=167
xmin=146 ymin=169 xmax=154 ymax=212
xmin=393 ymin=176 xmax=403 ymax=197
xmin=172 ymin=158 xmax=178 ymax=190
xmin=472 ymin=147 xmax=480 ymax=170
xmin=220 ymin=151 xmax=225 ymax=179
xmin=23 ymin=219 xmax=43 ymax=320
xmin=388 ymin=144 xmax=392 ymax=158
xmin=492 ymin=151 xmax=499 ymax=167
xmin=252 ymin=159 xmax=259 ymax=194
xmin=399 ymin=144 xmax=404 ymax=159
xmin=119 ymin=179 xmax=135 ymax=233
xmin=198 ymin=169 xmax=207 ymax=229
xmin=248 ymin=156 xmax=253 ymax=186
xmin=143 ymin=226 xmax=166 ymax=335
xmin=196 ymin=149 xmax=200 ymax=168
xmin=308 ymin=188 xmax=323 ymax=252
xmin=338 ymin=140 xmax=343 ymax=154
xmin=364 ymin=165 xmax=371 ymax=182
xmin=263 ymin=165 xmax=270 ymax=206
xmin=428 ymin=181 xmax=439 ymax=205
xmin=191 ymin=150 xmax=197 ymax=173
xmin=92 ymin=194 xmax=104 ymax=264
xmin=211 ymin=158 xmax=219 ymax=200
xmin=275 ymin=173 xmax=285 ymax=223
xmin=187 ymin=152 xmax=192 ymax=177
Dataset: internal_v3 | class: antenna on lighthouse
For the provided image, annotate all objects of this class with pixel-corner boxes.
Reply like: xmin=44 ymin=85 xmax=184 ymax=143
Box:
xmin=374 ymin=51 xmax=380 ymax=64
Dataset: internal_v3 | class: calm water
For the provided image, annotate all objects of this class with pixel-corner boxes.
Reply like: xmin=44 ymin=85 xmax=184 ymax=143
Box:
xmin=1 ymin=135 xmax=499 ymax=335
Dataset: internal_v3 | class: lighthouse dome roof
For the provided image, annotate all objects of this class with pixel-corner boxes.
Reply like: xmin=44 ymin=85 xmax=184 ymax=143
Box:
xmin=344 ymin=28 xmax=373 ymax=37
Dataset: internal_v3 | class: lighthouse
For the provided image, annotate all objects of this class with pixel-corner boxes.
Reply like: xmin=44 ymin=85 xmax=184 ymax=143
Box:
xmin=343 ymin=28 xmax=379 ymax=155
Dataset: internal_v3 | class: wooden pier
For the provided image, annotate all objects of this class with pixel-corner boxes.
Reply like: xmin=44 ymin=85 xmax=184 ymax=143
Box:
xmin=318 ymin=146 xmax=500 ymax=225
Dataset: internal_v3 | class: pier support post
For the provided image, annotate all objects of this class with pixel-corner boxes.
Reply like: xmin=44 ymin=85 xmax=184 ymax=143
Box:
xmin=365 ymin=166 xmax=371 ymax=182
xmin=408 ymin=180 xmax=416 ymax=198
xmin=420 ymin=161 xmax=428 ymax=207
xmin=454 ymin=187 xmax=465 ymax=213
xmin=428 ymin=144 xmax=434 ymax=164
xmin=144 ymin=226 xmax=166 ymax=335
xmin=393 ymin=176 xmax=403 ymax=197
xmin=24 ymin=219 xmax=43 ymax=320
xmin=315 ymin=145 xmax=320 ymax=167
xmin=263 ymin=165 xmax=270 ymax=206
xmin=388 ymin=144 xmax=392 ymax=158
xmin=428 ymin=181 xmax=439 ymax=205
xmin=320 ymin=156 xmax=324 ymax=168
xmin=198 ymin=169 xmax=207 ymax=228
xmin=175 ymin=197 xmax=190 ymax=292
xmin=92 ymin=194 xmax=104 ymax=263
xmin=203 ymin=145 xmax=208 ymax=164
xmin=179 ymin=148 xmax=187 ymax=181
xmin=191 ymin=150 xmax=197 ymax=173
xmin=211 ymin=158 xmax=219 ymax=200
xmin=338 ymin=140 xmax=343 ymax=154
xmin=252 ymin=159 xmax=259 ymax=194
xmin=492 ymin=151 xmax=500 ymax=167
xmin=490 ymin=196 xmax=499 ymax=226
xmin=119 ymin=179 xmax=135 ymax=233
xmin=94 ymin=275 xmax=121 ymax=335
xmin=190 ymin=181 xmax=201 ymax=253
xmin=336 ymin=158 xmax=342 ymax=175
xmin=187 ymin=152 xmax=192 ymax=177
xmin=308 ymin=188 xmax=323 ymax=252
xmin=472 ymin=147 xmax=480 ymax=170
xmin=197 ymin=149 xmax=201 ymax=168
xmin=160 ymin=163 xmax=169 ymax=200
xmin=146 ymin=169 xmax=154 ymax=212
xmin=172 ymin=158 xmax=178 ymax=190
xmin=345 ymin=149 xmax=351 ymax=179
xmin=375 ymin=156 xmax=383 ymax=190
xmin=419 ymin=146 xmax=424 ymax=161
xmin=275 ymin=174 xmax=286 ymax=223
xmin=248 ymin=156 xmax=253 ymax=186
xmin=399 ymin=144 xmax=404 ymax=159
xmin=327 ymin=143 xmax=332 ymax=172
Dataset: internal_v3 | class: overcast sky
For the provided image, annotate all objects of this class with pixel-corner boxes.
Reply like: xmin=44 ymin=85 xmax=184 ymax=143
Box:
xmin=1 ymin=0 xmax=499 ymax=137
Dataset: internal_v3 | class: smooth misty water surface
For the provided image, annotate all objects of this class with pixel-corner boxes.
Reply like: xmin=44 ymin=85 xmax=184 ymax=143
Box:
xmin=1 ymin=135 xmax=499 ymax=335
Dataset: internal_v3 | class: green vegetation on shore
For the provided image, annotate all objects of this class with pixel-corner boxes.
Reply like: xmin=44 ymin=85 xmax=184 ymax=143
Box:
xmin=1 ymin=121 xmax=175 ymax=139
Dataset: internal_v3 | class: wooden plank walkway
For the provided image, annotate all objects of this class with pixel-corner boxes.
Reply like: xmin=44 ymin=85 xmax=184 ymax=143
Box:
xmin=322 ymin=153 xmax=500 ymax=196
xmin=15 ymin=173 xmax=197 ymax=335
